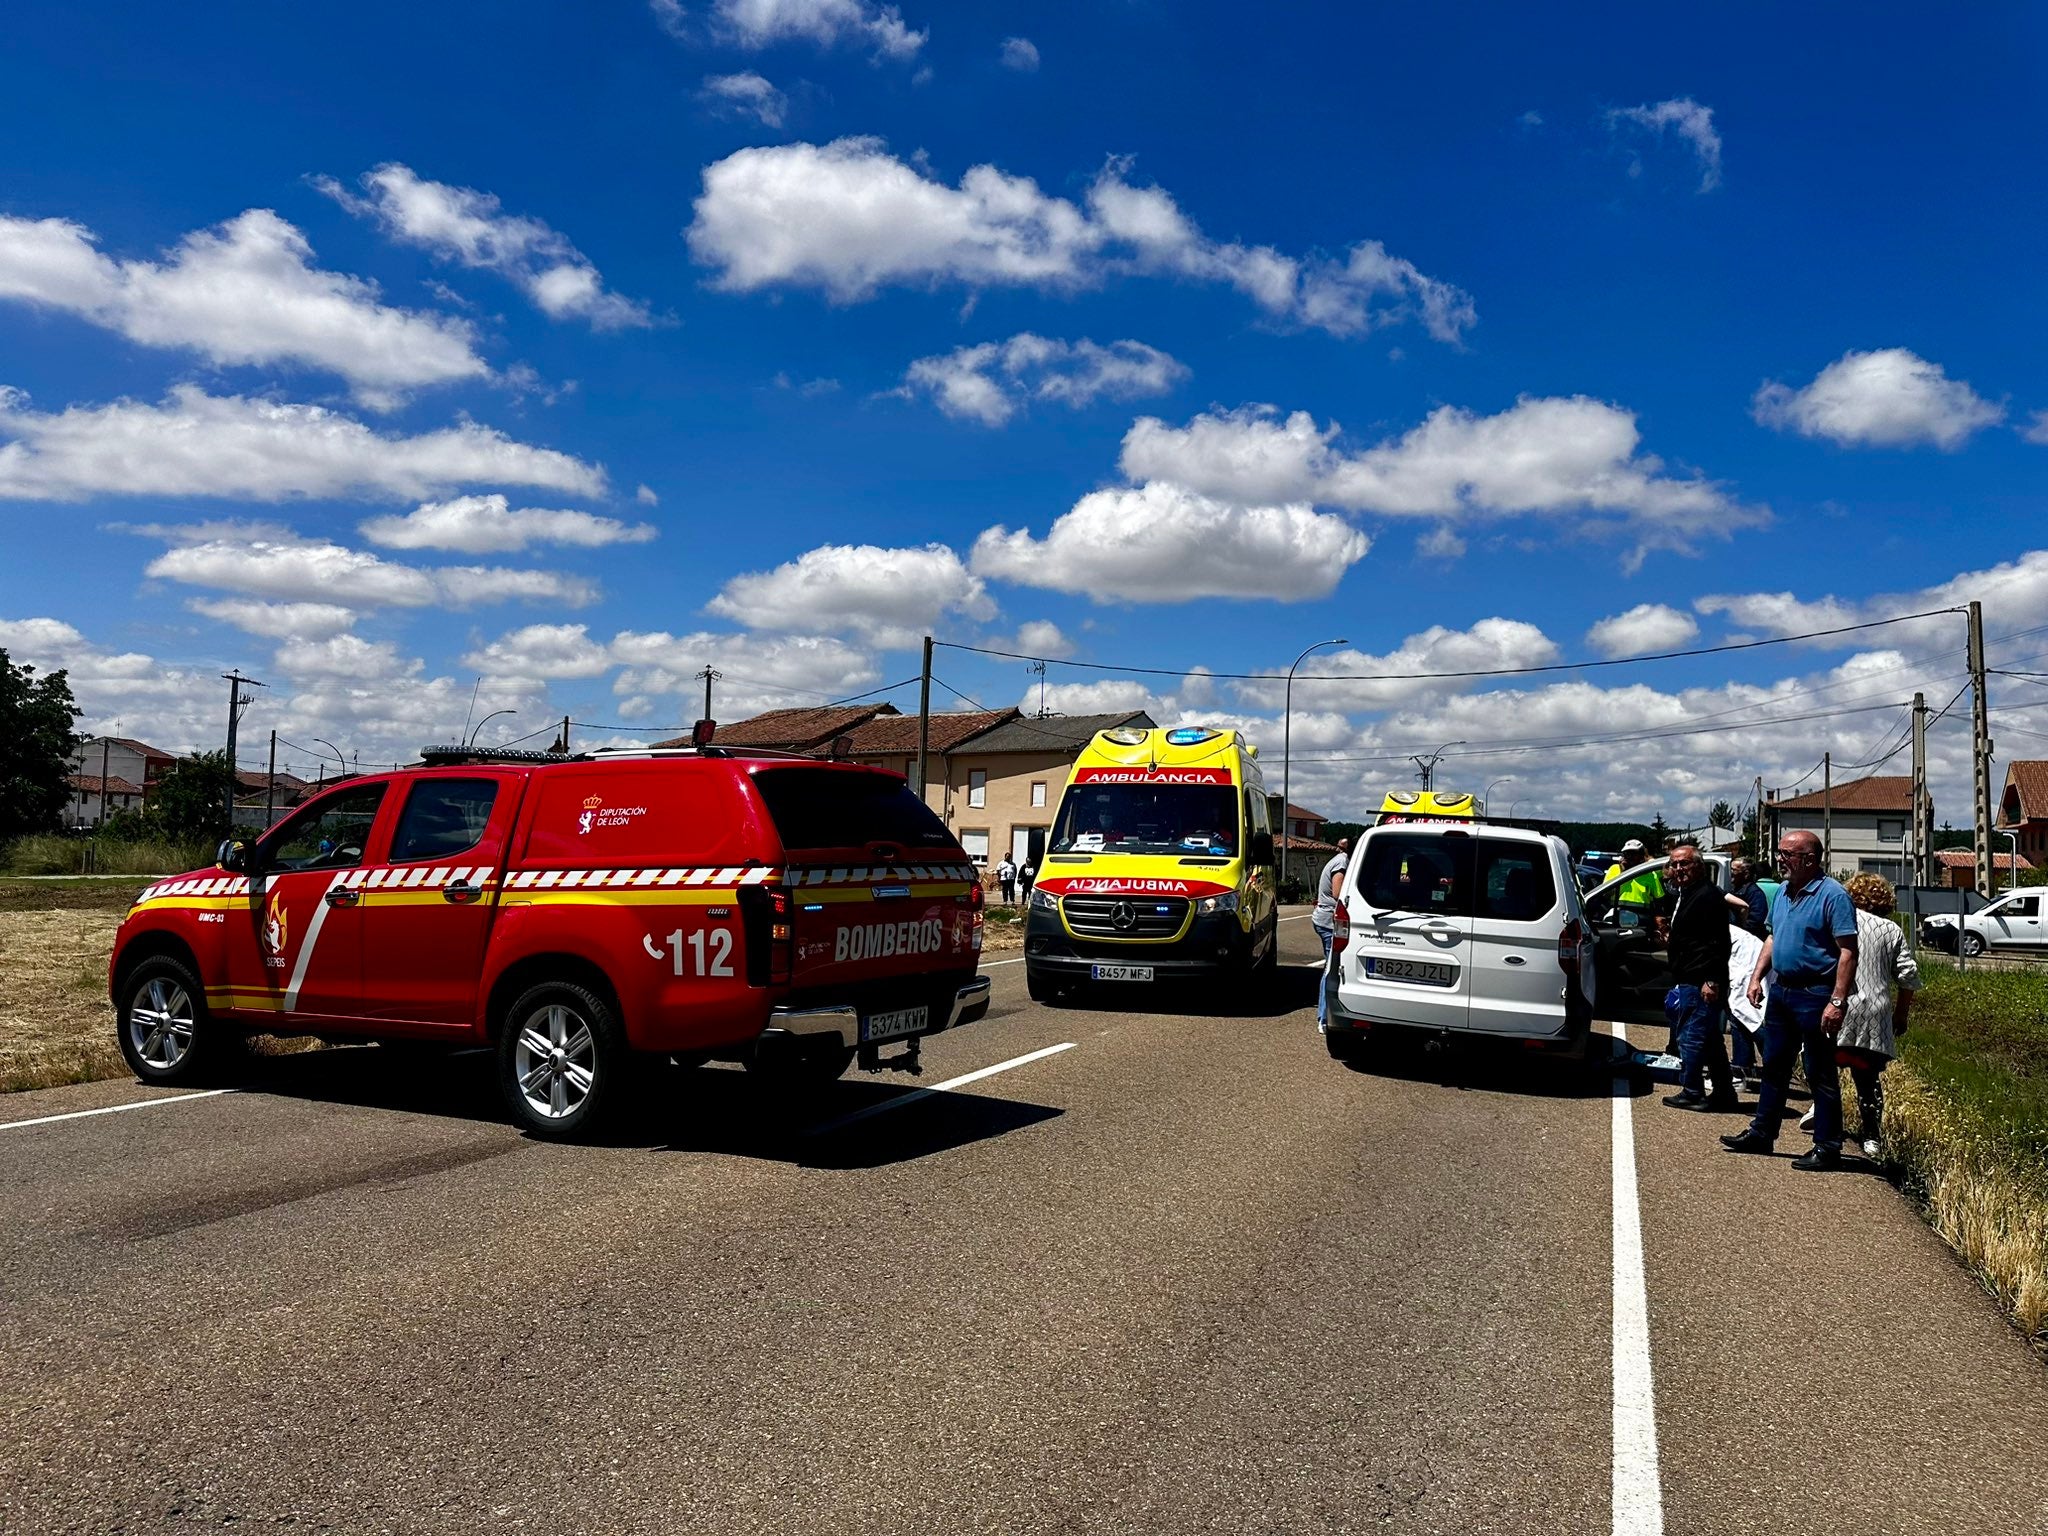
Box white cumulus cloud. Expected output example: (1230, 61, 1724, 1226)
(1119, 396, 1759, 564)
(664, 0, 926, 59)
(0, 208, 486, 406)
(688, 139, 1473, 341)
(317, 164, 654, 331)
(359, 493, 656, 553)
(1586, 602, 1700, 658)
(708, 541, 994, 648)
(972, 481, 1370, 603)
(0, 385, 607, 502)
(899, 333, 1187, 426)
(1752, 347, 2003, 450)
(1000, 36, 1039, 71)
(699, 71, 788, 127)
(189, 598, 357, 641)
(1608, 97, 1723, 191)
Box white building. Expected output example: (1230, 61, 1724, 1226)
(65, 735, 176, 827)
(1767, 774, 1930, 883)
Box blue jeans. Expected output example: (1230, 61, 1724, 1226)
(1729, 1016, 1757, 1074)
(1747, 988, 1843, 1153)
(1666, 985, 1732, 1100)
(1314, 925, 1334, 1028)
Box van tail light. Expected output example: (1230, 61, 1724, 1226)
(1330, 901, 1351, 957)
(1558, 917, 1582, 973)
(739, 884, 795, 986)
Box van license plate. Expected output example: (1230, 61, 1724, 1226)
(1090, 964, 1154, 982)
(1365, 957, 1455, 987)
(862, 1006, 928, 1043)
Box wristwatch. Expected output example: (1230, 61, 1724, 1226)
(1828, 996, 1848, 1008)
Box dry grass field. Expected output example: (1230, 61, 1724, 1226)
(0, 881, 134, 1093)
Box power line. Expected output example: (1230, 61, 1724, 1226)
(934, 605, 1968, 684)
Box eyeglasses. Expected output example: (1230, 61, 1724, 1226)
(1775, 848, 1817, 861)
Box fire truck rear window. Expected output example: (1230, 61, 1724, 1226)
(751, 768, 955, 853)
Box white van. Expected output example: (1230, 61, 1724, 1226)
(1323, 822, 1595, 1062)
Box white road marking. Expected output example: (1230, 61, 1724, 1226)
(1611, 1077, 1665, 1534)
(807, 1041, 1077, 1136)
(0, 1088, 238, 1132)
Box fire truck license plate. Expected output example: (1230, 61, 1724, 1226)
(1365, 957, 1455, 986)
(1090, 964, 1154, 982)
(862, 1006, 928, 1043)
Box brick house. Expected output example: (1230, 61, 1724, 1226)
(1767, 775, 1930, 883)
(1997, 761, 2048, 868)
(656, 703, 902, 754)
(1934, 849, 2033, 890)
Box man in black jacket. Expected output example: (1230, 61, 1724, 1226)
(1663, 844, 1737, 1111)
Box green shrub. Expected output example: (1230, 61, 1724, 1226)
(2, 834, 212, 877)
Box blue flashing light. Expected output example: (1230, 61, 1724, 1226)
(1164, 727, 1219, 745)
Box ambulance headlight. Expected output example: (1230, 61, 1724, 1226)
(1196, 893, 1238, 915)
(1029, 888, 1059, 912)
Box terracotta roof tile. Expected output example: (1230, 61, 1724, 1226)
(1772, 775, 1913, 813)
(842, 709, 1018, 755)
(67, 773, 143, 796)
(1934, 849, 2033, 870)
(654, 704, 899, 751)
(2000, 761, 2048, 823)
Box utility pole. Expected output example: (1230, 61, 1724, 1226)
(1408, 742, 1462, 793)
(696, 665, 721, 724)
(264, 730, 277, 828)
(98, 734, 111, 829)
(221, 670, 265, 833)
(1968, 599, 1995, 898)
(915, 635, 934, 808)
(1823, 750, 1832, 876)
(1910, 692, 1929, 888)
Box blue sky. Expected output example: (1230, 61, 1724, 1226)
(4, 1, 2046, 821)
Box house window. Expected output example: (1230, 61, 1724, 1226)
(1877, 818, 1905, 842)
(969, 769, 987, 809)
(960, 828, 990, 867)
(1030, 780, 1046, 808)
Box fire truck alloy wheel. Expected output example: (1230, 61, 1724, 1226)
(116, 954, 239, 1084)
(499, 981, 621, 1137)
(130, 974, 196, 1071)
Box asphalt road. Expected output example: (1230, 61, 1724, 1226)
(3, 912, 2045, 1535)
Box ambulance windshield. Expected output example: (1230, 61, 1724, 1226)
(1050, 783, 1239, 856)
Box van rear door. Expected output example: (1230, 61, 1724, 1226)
(748, 766, 981, 1000)
(1341, 830, 1474, 1031)
(1464, 836, 1569, 1038)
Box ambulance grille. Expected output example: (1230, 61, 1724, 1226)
(1063, 895, 1189, 939)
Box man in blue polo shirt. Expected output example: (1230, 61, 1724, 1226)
(1722, 829, 1859, 1169)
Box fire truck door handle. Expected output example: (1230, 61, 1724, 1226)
(444, 881, 482, 904)
(325, 886, 360, 909)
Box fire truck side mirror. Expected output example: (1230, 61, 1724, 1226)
(691, 719, 717, 747)
(217, 838, 247, 873)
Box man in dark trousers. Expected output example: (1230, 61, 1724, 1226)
(1723, 829, 1860, 1169)
(1662, 843, 1737, 1111)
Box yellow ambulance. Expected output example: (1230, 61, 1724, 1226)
(1371, 789, 1477, 826)
(1023, 725, 1279, 1001)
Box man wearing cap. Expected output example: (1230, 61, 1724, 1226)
(1606, 839, 1666, 923)
(1311, 837, 1352, 1031)
(1722, 829, 1859, 1169)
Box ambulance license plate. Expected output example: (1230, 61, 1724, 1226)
(862, 1006, 928, 1043)
(1365, 957, 1455, 987)
(1090, 964, 1154, 982)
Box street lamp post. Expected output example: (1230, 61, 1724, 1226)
(2001, 828, 2021, 892)
(311, 738, 348, 781)
(1509, 798, 1527, 820)
(1282, 637, 1348, 891)
(1483, 776, 1514, 816)
(468, 709, 516, 749)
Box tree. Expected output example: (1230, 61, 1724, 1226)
(1708, 800, 1736, 829)
(0, 648, 79, 843)
(1649, 812, 1670, 845)
(146, 751, 238, 842)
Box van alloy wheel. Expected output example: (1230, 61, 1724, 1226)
(129, 976, 196, 1072)
(1961, 931, 1985, 958)
(513, 1003, 597, 1121)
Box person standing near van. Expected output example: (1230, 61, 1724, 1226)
(1606, 838, 1665, 923)
(1722, 830, 1859, 1169)
(996, 855, 1017, 904)
(1311, 837, 1352, 1030)
(1661, 844, 1737, 1111)
(1018, 860, 1036, 900)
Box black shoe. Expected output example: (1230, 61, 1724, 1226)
(1663, 1092, 1707, 1109)
(1720, 1130, 1773, 1154)
(1704, 1095, 1741, 1113)
(1791, 1147, 1842, 1172)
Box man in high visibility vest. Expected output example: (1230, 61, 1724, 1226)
(1606, 838, 1666, 921)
